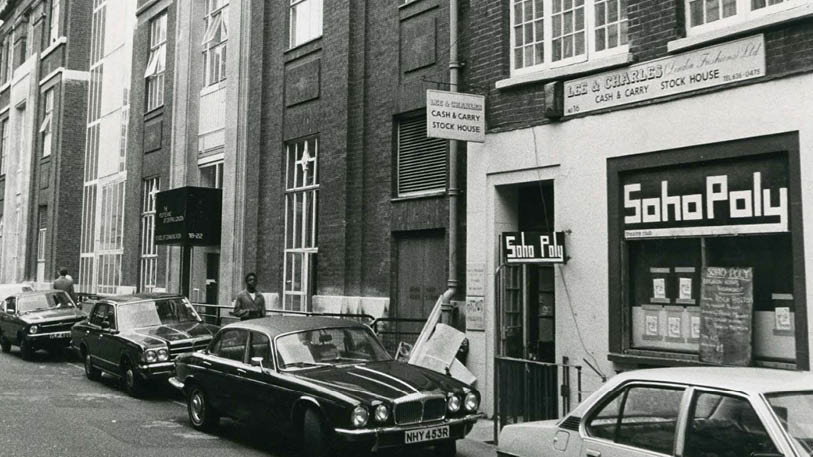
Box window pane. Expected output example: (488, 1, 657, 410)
(514, 48, 524, 68)
(752, 0, 767, 8)
(596, 28, 606, 51)
(563, 35, 573, 58)
(524, 0, 534, 21)
(706, 0, 720, 22)
(575, 7, 584, 30)
(553, 39, 562, 61)
(564, 0, 573, 10)
(524, 46, 534, 67)
(620, 20, 628, 44)
(553, 0, 562, 14)
(535, 43, 544, 63)
(690, 0, 704, 25)
(575, 31, 584, 55)
(535, 0, 544, 16)
(722, 0, 737, 17)
(514, 25, 524, 46)
(553, 15, 562, 36)
(596, 2, 606, 26)
(587, 392, 624, 440)
(524, 23, 534, 43)
(616, 387, 683, 454)
(608, 24, 618, 48)
(685, 393, 778, 457)
(608, 0, 618, 22)
(514, 2, 523, 25)
(564, 12, 571, 34)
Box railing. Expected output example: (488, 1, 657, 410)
(494, 356, 582, 441)
(370, 317, 427, 357)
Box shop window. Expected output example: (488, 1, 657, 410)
(145, 12, 167, 111)
(202, 0, 228, 86)
(283, 137, 318, 311)
(289, 0, 323, 48)
(396, 115, 447, 197)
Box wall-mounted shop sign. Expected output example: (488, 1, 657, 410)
(155, 186, 223, 246)
(623, 154, 788, 239)
(426, 89, 486, 143)
(503, 231, 566, 264)
(564, 34, 765, 116)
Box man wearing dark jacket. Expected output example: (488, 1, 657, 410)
(231, 272, 265, 320)
(53, 267, 77, 303)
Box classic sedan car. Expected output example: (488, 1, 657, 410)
(498, 367, 813, 457)
(170, 316, 482, 457)
(0, 289, 85, 360)
(71, 293, 218, 397)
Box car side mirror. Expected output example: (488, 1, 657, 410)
(250, 356, 264, 368)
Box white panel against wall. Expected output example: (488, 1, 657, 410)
(198, 85, 226, 148)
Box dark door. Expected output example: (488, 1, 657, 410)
(396, 231, 446, 320)
(86, 303, 116, 372)
(242, 331, 280, 422)
(206, 328, 249, 416)
(0, 298, 18, 340)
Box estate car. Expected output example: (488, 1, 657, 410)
(170, 316, 482, 457)
(0, 289, 85, 360)
(71, 293, 218, 396)
(498, 367, 813, 457)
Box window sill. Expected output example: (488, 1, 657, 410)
(391, 190, 447, 202)
(496, 52, 634, 90)
(200, 80, 225, 97)
(668, 2, 813, 53)
(40, 37, 67, 60)
(144, 105, 164, 120)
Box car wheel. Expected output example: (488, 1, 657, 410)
(121, 359, 143, 397)
(0, 336, 10, 353)
(84, 352, 101, 381)
(434, 439, 457, 457)
(20, 339, 34, 361)
(187, 385, 219, 432)
(302, 408, 334, 457)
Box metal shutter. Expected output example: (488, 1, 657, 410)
(397, 115, 447, 196)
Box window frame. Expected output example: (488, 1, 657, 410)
(40, 88, 54, 158)
(210, 328, 249, 363)
(248, 331, 275, 370)
(684, 0, 805, 36)
(509, 0, 629, 76)
(139, 177, 159, 292)
(50, 0, 61, 43)
(0, 118, 8, 175)
(288, 0, 323, 49)
(202, 0, 228, 87)
(145, 12, 167, 111)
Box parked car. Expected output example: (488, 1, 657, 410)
(71, 293, 218, 397)
(498, 366, 813, 457)
(170, 316, 482, 457)
(0, 289, 85, 360)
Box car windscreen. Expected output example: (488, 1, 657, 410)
(117, 299, 201, 330)
(17, 291, 75, 313)
(276, 327, 392, 370)
(766, 391, 813, 456)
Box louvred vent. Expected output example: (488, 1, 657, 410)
(397, 115, 447, 196)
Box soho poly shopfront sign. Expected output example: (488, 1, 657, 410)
(564, 34, 765, 116)
(623, 154, 788, 239)
(503, 231, 566, 264)
(426, 89, 486, 143)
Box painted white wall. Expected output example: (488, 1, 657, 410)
(466, 72, 813, 416)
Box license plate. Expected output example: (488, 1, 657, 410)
(47, 331, 71, 339)
(404, 425, 449, 444)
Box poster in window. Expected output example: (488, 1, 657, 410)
(645, 314, 659, 336)
(679, 277, 693, 300)
(699, 267, 753, 366)
(775, 307, 792, 332)
(690, 315, 701, 340)
(667, 316, 682, 339)
(653, 278, 666, 300)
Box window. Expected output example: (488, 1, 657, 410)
(40, 89, 54, 158)
(140, 178, 159, 292)
(202, 0, 228, 86)
(283, 137, 318, 311)
(145, 13, 167, 111)
(199, 161, 223, 188)
(289, 0, 323, 48)
(97, 179, 125, 294)
(50, 0, 61, 43)
(685, 0, 801, 34)
(36, 208, 47, 283)
(586, 385, 684, 454)
(212, 329, 247, 362)
(89, 303, 109, 326)
(0, 37, 8, 84)
(397, 115, 447, 196)
(5, 33, 12, 81)
(0, 118, 8, 175)
(510, 0, 628, 74)
(685, 392, 778, 457)
(248, 331, 272, 367)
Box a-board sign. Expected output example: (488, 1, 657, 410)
(503, 231, 566, 264)
(699, 267, 753, 366)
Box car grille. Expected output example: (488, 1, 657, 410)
(39, 320, 79, 334)
(394, 396, 447, 425)
(168, 339, 210, 360)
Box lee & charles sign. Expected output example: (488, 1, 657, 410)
(564, 34, 765, 116)
(426, 90, 485, 143)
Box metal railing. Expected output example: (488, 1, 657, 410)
(369, 317, 427, 357)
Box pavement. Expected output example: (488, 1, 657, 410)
(0, 346, 497, 457)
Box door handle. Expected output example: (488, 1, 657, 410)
(237, 368, 247, 374)
(202, 361, 212, 366)
(585, 450, 601, 457)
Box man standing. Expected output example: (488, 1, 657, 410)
(231, 272, 265, 320)
(53, 267, 77, 303)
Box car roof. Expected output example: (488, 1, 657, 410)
(607, 367, 813, 395)
(102, 293, 185, 304)
(224, 315, 368, 337)
(17, 289, 65, 297)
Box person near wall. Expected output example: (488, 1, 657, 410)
(53, 267, 77, 304)
(230, 272, 265, 321)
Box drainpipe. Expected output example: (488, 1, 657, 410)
(441, 0, 461, 324)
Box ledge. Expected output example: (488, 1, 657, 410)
(668, 2, 813, 53)
(40, 36, 66, 60)
(391, 190, 447, 202)
(200, 80, 225, 97)
(496, 51, 634, 90)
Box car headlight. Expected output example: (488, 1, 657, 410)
(29, 325, 38, 334)
(157, 348, 169, 362)
(464, 392, 479, 412)
(373, 404, 389, 422)
(447, 394, 461, 413)
(351, 405, 369, 428)
(145, 350, 157, 363)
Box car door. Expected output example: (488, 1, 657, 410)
(241, 331, 281, 423)
(96, 304, 120, 372)
(580, 383, 686, 457)
(204, 328, 249, 417)
(84, 303, 116, 372)
(0, 297, 16, 339)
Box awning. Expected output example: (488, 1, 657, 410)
(154, 186, 222, 246)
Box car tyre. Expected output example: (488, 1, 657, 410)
(84, 352, 101, 381)
(121, 358, 144, 397)
(302, 408, 334, 457)
(20, 339, 34, 361)
(434, 439, 457, 457)
(0, 336, 10, 353)
(187, 385, 219, 432)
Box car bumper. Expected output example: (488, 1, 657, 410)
(24, 331, 72, 346)
(334, 413, 484, 450)
(137, 362, 175, 380)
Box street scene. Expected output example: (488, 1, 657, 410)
(1, 0, 813, 456)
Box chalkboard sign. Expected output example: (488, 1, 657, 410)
(699, 267, 754, 366)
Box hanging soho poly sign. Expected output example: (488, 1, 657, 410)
(503, 231, 567, 264)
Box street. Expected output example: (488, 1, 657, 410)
(0, 348, 493, 457)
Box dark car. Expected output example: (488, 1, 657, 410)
(170, 316, 482, 457)
(0, 289, 85, 360)
(71, 293, 218, 397)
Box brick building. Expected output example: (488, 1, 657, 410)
(0, 0, 89, 286)
(466, 0, 813, 417)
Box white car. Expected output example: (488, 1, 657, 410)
(498, 367, 813, 457)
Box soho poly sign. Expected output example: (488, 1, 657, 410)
(503, 231, 566, 264)
(426, 89, 485, 143)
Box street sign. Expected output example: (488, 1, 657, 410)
(426, 89, 485, 143)
(503, 231, 567, 264)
